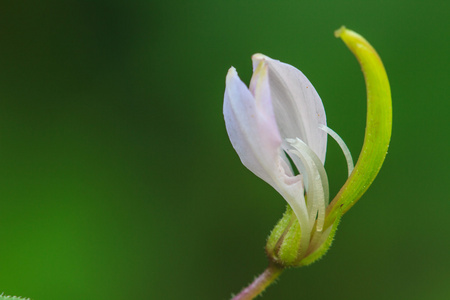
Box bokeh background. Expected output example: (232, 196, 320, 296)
(0, 1, 448, 299)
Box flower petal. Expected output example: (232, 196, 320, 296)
(224, 66, 311, 248)
(223, 66, 281, 186)
(252, 54, 327, 163)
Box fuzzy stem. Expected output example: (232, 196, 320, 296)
(231, 264, 284, 300)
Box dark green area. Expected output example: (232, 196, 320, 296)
(0, 1, 448, 299)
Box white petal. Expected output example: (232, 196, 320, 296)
(223, 66, 281, 186)
(252, 54, 328, 163)
(319, 124, 354, 176)
(224, 66, 311, 249)
(274, 178, 311, 256)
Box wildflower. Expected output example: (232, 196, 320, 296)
(224, 27, 391, 269)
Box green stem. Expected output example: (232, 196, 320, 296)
(325, 26, 392, 228)
(231, 264, 284, 300)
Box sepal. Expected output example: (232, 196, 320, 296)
(299, 208, 343, 266)
(266, 205, 303, 267)
(266, 206, 343, 268)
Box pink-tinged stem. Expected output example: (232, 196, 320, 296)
(232, 264, 284, 300)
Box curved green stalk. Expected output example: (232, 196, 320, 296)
(325, 27, 392, 228)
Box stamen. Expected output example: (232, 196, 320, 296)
(283, 140, 329, 205)
(319, 124, 354, 176)
(286, 138, 328, 232)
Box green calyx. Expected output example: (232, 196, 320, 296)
(266, 205, 343, 268)
(266, 205, 301, 267)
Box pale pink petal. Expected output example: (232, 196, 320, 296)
(252, 54, 328, 163)
(223, 63, 315, 248)
(223, 66, 281, 186)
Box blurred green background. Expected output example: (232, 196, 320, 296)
(0, 1, 448, 299)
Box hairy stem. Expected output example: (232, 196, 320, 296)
(231, 264, 284, 300)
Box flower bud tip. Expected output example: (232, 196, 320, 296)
(334, 26, 346, 38)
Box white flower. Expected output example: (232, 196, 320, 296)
(223, 54, 353, 259)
